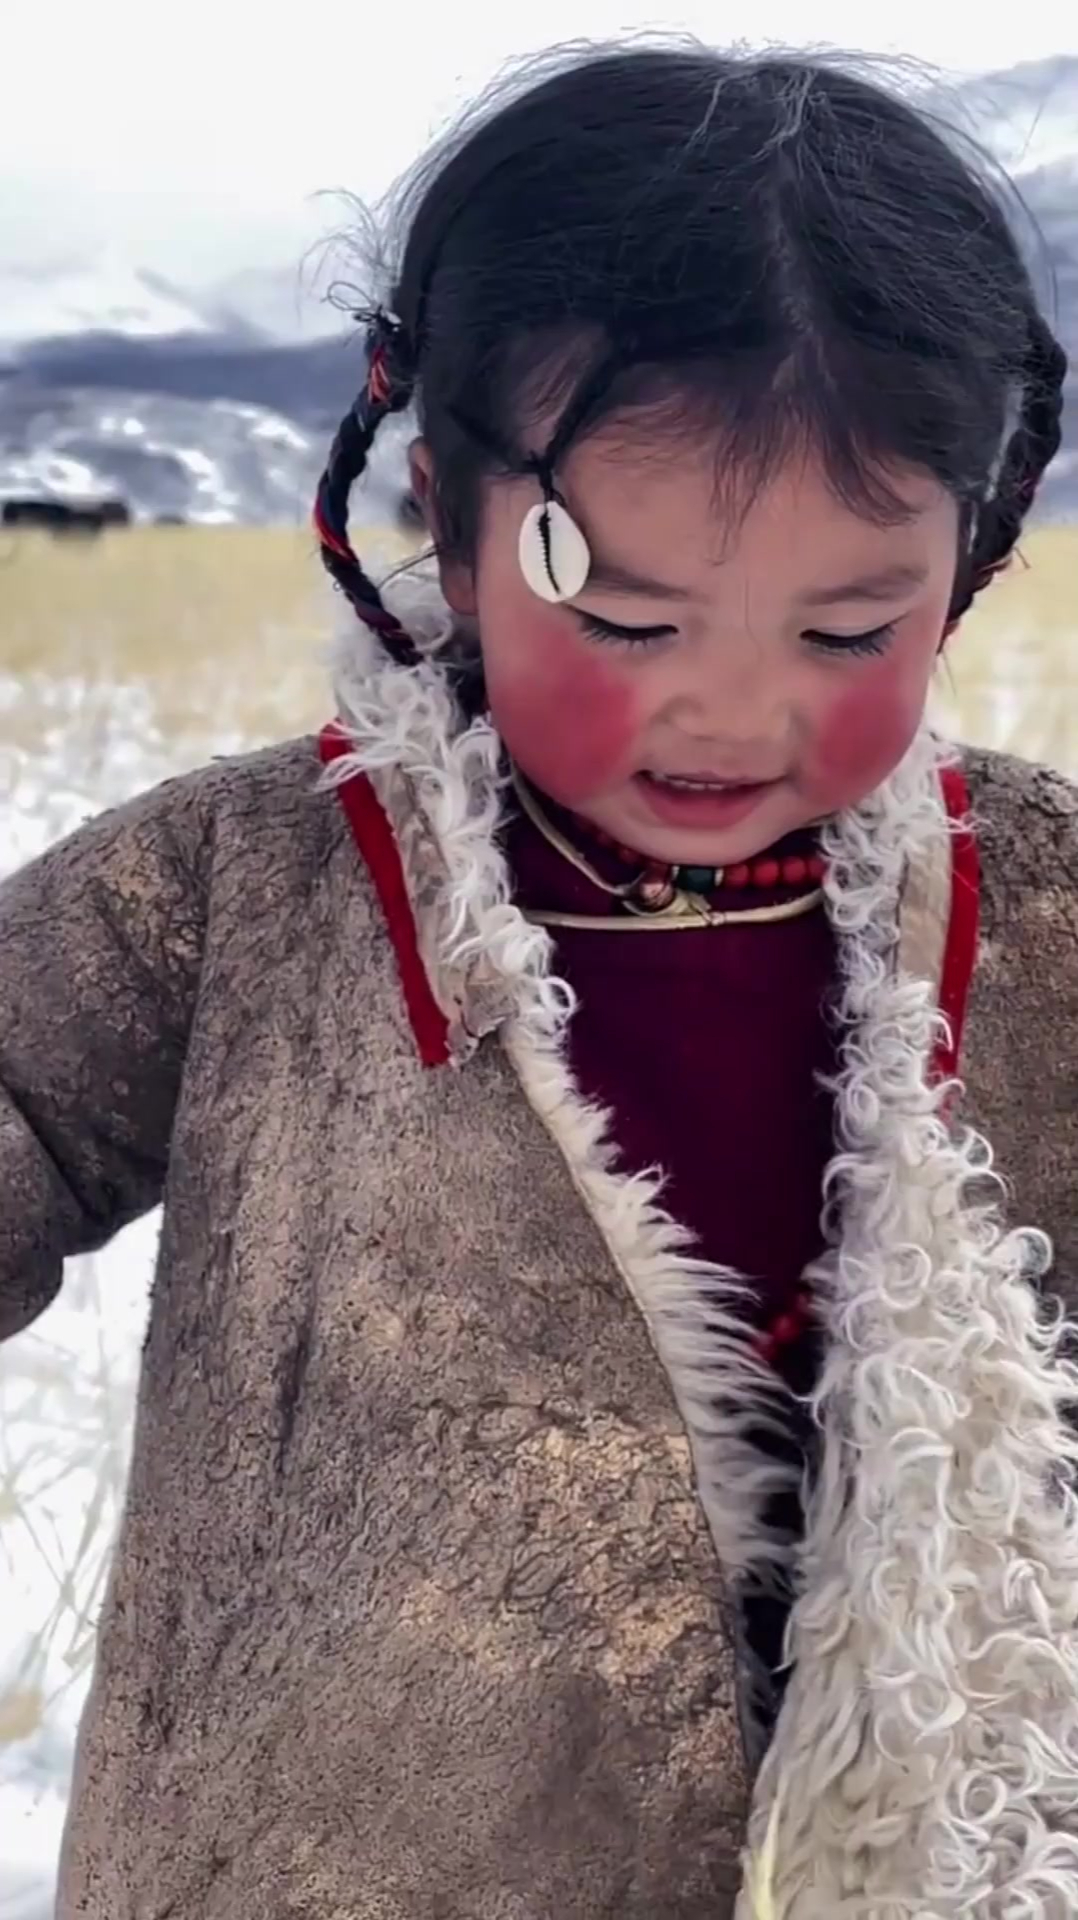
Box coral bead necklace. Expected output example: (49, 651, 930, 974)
(511, 771, 827, 931)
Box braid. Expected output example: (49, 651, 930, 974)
(947, 311, 1068, 632)
(314, 312, 421, 667)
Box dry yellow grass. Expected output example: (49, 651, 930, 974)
(1, 526, 339, 754)
(1, 520, 1076, 772)
(931, 526, 1078, 775)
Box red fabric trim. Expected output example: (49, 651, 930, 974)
(318, 723, 451, 1068)
(935, 764, 980, 1084)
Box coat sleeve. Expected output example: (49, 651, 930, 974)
(0, 775, 207, 1341)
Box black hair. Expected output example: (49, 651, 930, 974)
(314, 43, 1068, 664)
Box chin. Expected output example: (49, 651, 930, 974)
(627, 824, 787, 866)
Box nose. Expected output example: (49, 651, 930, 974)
(662, 636, 793, 757)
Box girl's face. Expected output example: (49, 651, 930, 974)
(417, 430, 958, 865)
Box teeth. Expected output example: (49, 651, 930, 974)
(651, 773, 739, 791)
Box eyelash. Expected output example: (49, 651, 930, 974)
(577, 613, 677, 647)
(805, 622, 897, 658)
(577, 612, 899, 657)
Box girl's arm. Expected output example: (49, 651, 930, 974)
(0, 777, 207, 1340)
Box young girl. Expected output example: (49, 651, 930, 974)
(3, 42, 1077, 1920)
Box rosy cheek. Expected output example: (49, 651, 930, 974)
(483, 615, 642, 806)
(807, 652, 928, 808)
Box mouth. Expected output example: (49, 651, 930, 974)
(641, 770, 773, 793)
(633, 768, 781, 830)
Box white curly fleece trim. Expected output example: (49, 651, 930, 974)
(323, 570, 570, 1053)
(740, 729, 1078, 1919)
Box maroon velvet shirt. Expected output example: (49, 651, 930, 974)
(507, 800, 839, 1337)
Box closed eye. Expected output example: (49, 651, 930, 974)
(804, 622, 897, 658)
(576, 611, 679, 646)
(577, 610, 898, 654)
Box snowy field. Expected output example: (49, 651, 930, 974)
(1, 523, 1077, 1917)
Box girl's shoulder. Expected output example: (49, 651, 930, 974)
(86, 733, 337, 885)
(2, 734, 346, 994)
(959, 747, 1078, 1023)
(156, 732, 328, 836)
(962, 739, 1078, 813)
(961, 742, 1078, 887)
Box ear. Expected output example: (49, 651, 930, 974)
(407, 439, 477, 617)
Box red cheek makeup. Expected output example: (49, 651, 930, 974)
(806, 653, 926, 811)
(484, 619, 642, 807)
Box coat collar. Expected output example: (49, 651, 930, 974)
(321, 569, 969, 1073)
(324, 571, 1078, 1919)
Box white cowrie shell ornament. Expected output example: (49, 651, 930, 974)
(518, 498, 591, 603)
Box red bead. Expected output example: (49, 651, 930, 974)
(781, 855, 808, 885)
(807, 855, 826, 882)
(753, 859, 781, 888)
(725, 862, 751, 888)
(771, 1311, 802, 1346)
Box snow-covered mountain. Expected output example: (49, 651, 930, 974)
(0, 256, 215, 347)
(0, 387, 325, 527)
(0, 324, 413, 527)
(0, 55, 1075, 525)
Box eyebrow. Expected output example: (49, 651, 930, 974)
(582, 555, 697, 600)
(579, 555, 931, 605)
(800, 563, 931, 606)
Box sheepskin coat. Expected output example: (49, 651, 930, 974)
(3, 609, 1078, 1919)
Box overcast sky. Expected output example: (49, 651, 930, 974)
(5, 0, 1078, 284)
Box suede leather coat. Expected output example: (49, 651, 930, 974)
(3, 636, 1078, 1918)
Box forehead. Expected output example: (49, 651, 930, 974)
(547, 431, 957, 594)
